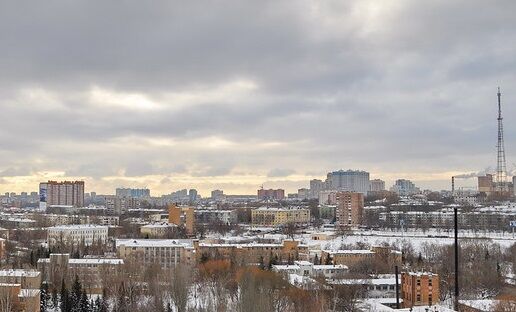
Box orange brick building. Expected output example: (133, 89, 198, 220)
(168, 205, 195, 235)
(401, 272, 439, 308)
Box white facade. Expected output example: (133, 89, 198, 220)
(47, 224, 108, 246)
(326, 170, 370, 195)
(273, 261, 348, 279)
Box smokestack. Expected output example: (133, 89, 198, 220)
(452, 176, 455, 194)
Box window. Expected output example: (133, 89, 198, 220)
(416, 295, 421, 302)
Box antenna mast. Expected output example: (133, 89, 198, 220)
(496, 87, 508, 194)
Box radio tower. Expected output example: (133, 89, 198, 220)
(496, 87, 508, 193)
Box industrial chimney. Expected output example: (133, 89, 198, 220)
(452, 176, 455, 194)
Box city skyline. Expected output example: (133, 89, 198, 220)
(1, 1, 516, 195)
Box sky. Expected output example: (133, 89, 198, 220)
(0, 0, 516, 196)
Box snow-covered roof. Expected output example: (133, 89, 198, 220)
(48, 224, 108, 230)
(116, 239, 194, 248)
(0, 270, 40, 278)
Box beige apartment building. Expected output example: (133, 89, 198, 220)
(336, 191, 364, 227)
(39, 180, 84, 208)
(116, 239, 196, 269)
(251, 207, 310, 227)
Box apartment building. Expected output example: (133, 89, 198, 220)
(402, 272, 440, 308)
(39, 180, 85, 208)
(257, 189, 285, 200)
(47, 224, 108, 247)
(251, 207, 310, 227)
(116, 239, 196, 269)
(336, 191, 364, 227)
(168, 205, 195, 234)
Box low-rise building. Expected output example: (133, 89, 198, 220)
(116, 239, 196, 269)
(47, 224, 108, 246)
(401, 272, 439, 308)
(140, 222, 176, 238)
(197, 240, 309, 264)
(273, 261, 347, 279)
(251, 207, 310, 227)
(37, 254, 123, 294)
(322, 246, 402, 268)
(195, 209, 238, 225)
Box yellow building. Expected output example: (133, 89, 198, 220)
(251, 207, 310, 227)
(168, 205, 195, 235)
(196, 240, 309, 264)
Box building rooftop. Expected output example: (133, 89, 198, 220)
(0, 270, 40, 278)
(116, 239, 194, 248)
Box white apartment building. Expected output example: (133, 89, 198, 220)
(273, 261, 348, 279)
(47, 224, 108, 246)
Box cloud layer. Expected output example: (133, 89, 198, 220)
(0, 1, 515, 195)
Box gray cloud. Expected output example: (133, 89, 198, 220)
(0, 1, 515, 194)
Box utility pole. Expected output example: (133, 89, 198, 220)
(454, 207, 459, 310)
(395, 265, 400, 309)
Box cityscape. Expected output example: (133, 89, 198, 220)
(1, 1, 516, 312)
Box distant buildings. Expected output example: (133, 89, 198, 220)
(115, 188, 150, 198)
(104, 196, 142, 215)
(195, 209, 238, 225)
(335, 191, 364, 227)
(39, 180, 85, 209)
(211, 189, 225, 201)
(188, 189, 198, 202)
(257, 188, 285, 200)
(47, 224, 108, 246)
(369, 179, 386, 193)
(478, 174, 494, 195)
(402, 272, 440, 308)
(390, 179, 420, 196)
(251, 207, 310, 227)
(326, 170, 370, 195)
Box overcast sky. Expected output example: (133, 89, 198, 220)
(0, 0, 515, 196)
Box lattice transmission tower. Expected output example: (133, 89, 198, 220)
(496, 87, 508, 193)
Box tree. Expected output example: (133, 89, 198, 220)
(40, 282, 50, 312)
(60, 280, 71, 312)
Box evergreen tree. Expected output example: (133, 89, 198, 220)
(71, 275, 83, 312)
(40, 282, 49, 312)
(99, 289, 108, 312)
(51, 286, 58, 309)
(80, 289, 89, 312)
(60, 280, 71, 312)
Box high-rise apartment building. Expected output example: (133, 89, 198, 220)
(326, 170, 370, 195)
(369, 179, 386, 192)
(211, 189, 225, 201)
(188, 189, 198, 202)
(390, 179, 420, 196)
(39, 181, 85, 209)
(335, 191, 364, 227)
(257, 188, 285, 200)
